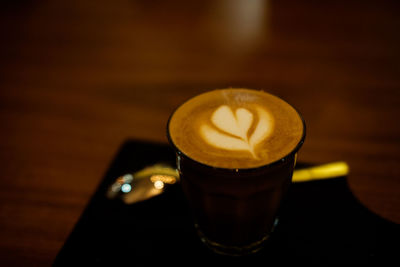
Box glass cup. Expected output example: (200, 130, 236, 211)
(167, 93, 305, 256)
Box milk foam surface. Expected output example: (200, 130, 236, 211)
(200, 105, 273, 158)
(168, 88, 304, 168)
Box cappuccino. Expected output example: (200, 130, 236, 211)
(167, 88, 305, 255)
(168, 88, 304, 168)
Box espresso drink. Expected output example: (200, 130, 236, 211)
(167, 88, 305, 255)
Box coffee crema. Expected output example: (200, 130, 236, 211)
(168, 88, 304, 168)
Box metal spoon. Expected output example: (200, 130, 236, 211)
(107, 162, 349, 204)
(106, 164, 179, 204)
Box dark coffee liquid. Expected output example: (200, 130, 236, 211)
(178, 152, 296, 249)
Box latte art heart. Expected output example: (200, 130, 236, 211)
(200, 105, 273, 159)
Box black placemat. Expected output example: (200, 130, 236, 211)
(54, 140, 399, 266)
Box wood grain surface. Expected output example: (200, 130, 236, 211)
(1, 0, 399, 265)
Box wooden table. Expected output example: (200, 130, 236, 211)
(1, 0, 399, 265)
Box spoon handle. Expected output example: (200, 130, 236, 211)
(292, 161, 349, 183)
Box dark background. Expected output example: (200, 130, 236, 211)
(1, 0, 399, 265)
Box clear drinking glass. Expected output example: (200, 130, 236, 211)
(167, 90, 305, 256)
